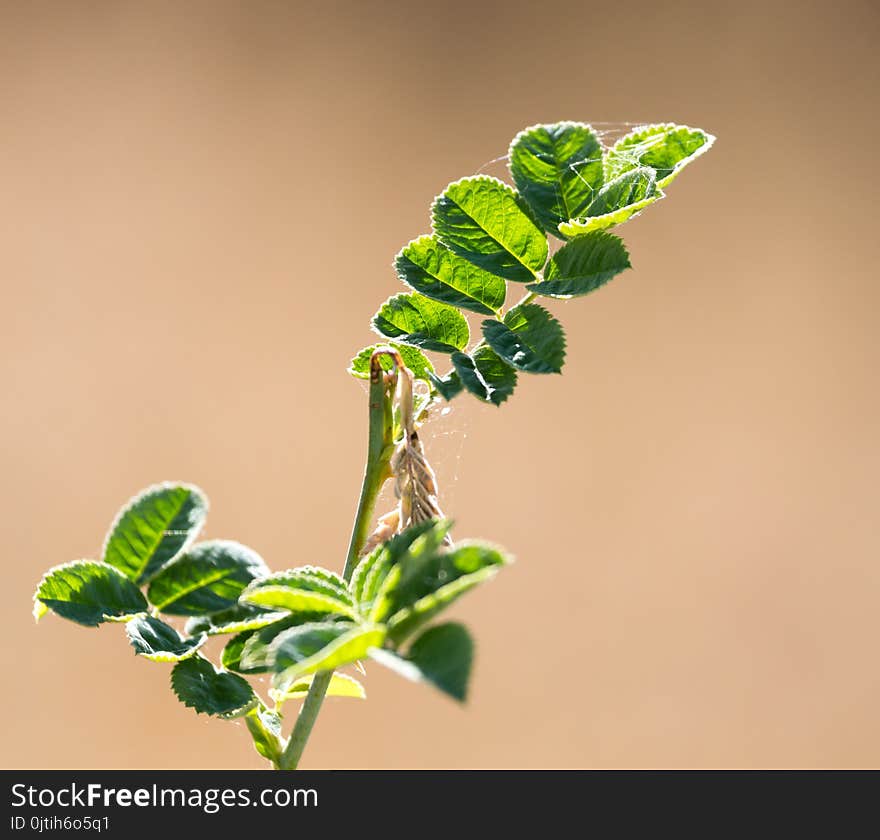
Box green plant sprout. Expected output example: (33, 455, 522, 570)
(33, 122, 714, 769)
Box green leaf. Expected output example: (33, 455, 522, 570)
(604, 123, 715, 187)
(482, 303, 566, 374)
(527, 231, 631, 299)
(241, 566, 356, 618)
(384, 540, 508, 643)
(270, 672, 366, 705)
(33, 560, 149, 627)
(222, 612, 331, 674)
(102, 482, 208, 584)
(245, 705, 286, 766)
(125, 614, 206, 662)
(428, 369, 463, 401)
(183, 603, 289, 636)
(366, 520, 454, 622)
(372, 293, 469, 354)
(348, 342, 435, 383)
(432, 176, 548, 282)
(350, 519, 444, 612)
(370, 622, 473, 702)
(509, 122, 604, 238)
(271, 621, 386, 687)
(170, 656, 256, 718)
(452, 347, 517, 406)
(146, 540, 268, 616)
(558, 167, 663, 237)
(395, 235, 506, 315)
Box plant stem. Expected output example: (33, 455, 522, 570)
(277, 353, 397, 770)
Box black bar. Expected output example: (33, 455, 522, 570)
(1, 770, 875, 834)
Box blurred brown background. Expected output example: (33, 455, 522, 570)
(2, 0, 878, 769)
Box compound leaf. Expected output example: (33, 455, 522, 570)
(432, 176, 548, 282)
(604, 123, 715, 187)
(482, 303, 566, 374)
(370, 622, 474, 702)
(372, 293, 469, 354)
(452, 346, 517, 406)
(170, 656, 256, 718)
(527, 231, 631, 299)
(509, 122, 604, 237)
(102, 482, 208, 584)
(125, 614, 206, 662)
(395, 235, 506, 315)
(146, 540, 268, 616)
(33, 560, 148, 627)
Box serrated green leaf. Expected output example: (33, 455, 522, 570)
(270, 672, 366, 705)
(271, 621, 386, 688)
(509, 122, 604, 238)
(350, 519, 444, 612)
(384, 540, 508, 643)
(146, 540, 268, 616)
(102, 482, 208, 584)
(33, 560, 149, 627)
(348, 342, 435, 383)
(395, 235, 506, 315)
(222, 612, 331, 674)
(242, 586, 358, 619)
(366, 520, 454, 622)
(527, 231, 631, 299)
(604, 123, 715, 187)
(125, 614, 206, 662)
(245, 705, 286, 766)
(482, 303, 566, 374)
(370, 622, 473, 702)
(432, 176, 548, 282)
(372, 293, 469, 354)
(183, 603, 289, 636)
(558, 167, 663, 237)
(452, 347, 517, 406)
(241, 566, 356, 618)
(428, 369, 463, 401)
(170, 656, 256, 718)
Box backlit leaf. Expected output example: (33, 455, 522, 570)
(482, 303, 566, 374)
(371, 622, 473, 702)
(348, 342, 435, 383)
(170, 656, 256, 718)
(125, 614, 206, 662)
(604, 123, 715, 187)
(33, 560, 148, 627)
(452, 347, 517, 406)
(432, 176, 548, 282)
(558, 167, 663, 237)
(372, 293, 469, 354)
(395, 235, 506, 315)
(102, 482, 208, 584)
(509, 122, 604, 237)
(527, 231, 631, 298)
(146, 540, 268, 616)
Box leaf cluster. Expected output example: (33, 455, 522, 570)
(350, 122, 714, 406)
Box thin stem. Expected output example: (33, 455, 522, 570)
(277, 352, 397, 770)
